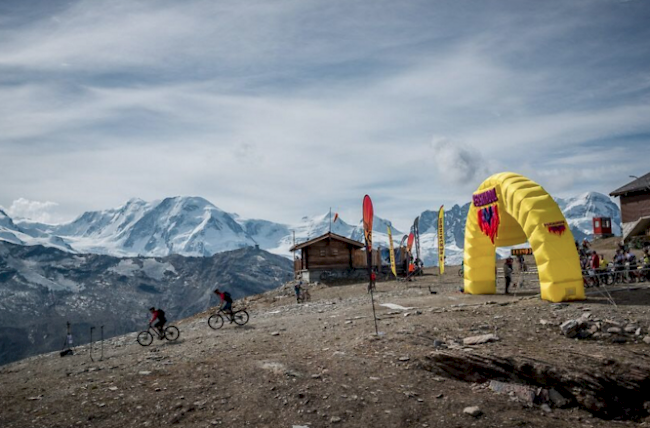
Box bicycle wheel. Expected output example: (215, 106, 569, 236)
(208, 314, 224, 330)
(137, 331, 154, 347)
(232, 310, 249, 326)
(164, 326, 180, 341)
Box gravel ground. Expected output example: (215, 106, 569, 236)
(2, 264, 650, 428)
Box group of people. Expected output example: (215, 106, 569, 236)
(148, 287, 234, 337)
(578, 238, 650, 283)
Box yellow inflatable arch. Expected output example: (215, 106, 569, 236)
(463, 172, 584, 302)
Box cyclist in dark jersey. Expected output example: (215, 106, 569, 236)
(149, 307, 166, 338)
(214, 288, 233, 317)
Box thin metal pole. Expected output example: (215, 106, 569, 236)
(370, 287, 379, 335)
(100, 326, 104, 361)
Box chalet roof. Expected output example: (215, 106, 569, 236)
(610, 172, 650, 197)
(289, 232, 365, 251)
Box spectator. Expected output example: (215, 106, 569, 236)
(503, 258, 513, 295)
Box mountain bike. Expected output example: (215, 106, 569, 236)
(137, 324, 180, 346)
(208, 307, 249, 329)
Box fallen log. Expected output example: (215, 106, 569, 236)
(418, 350, 650, 420)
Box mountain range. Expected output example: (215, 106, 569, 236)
(2, 191, 622, 266)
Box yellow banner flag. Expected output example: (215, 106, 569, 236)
(438, 205, 445, 275)
(387, 225, 397, 278)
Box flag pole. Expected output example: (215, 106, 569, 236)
(329, 207, 332, 233)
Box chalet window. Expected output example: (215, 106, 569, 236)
(320, 249, 326, 256)
(595, 220, 600, 228)
(331, 248, 339, 256)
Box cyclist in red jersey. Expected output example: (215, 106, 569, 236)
(149, 307, 166, 338)
(214, 288, 233, 317)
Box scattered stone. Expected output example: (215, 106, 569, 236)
(463, 406, 482, 417)
(643, 336, 650, 345)
(489, 380, 536, 405)
(560, 320, 580, 338)
(462, 334, 500, 345)
(432, 339, 447, 349)
(624, 325, 637, 334)
(548, 389, 571, 408)
(541, 404, 552, 413)
(607, 327, 622, 334)
(311, 374, 321, 379)
(270, 331, 280, 336)
(435, 393, 444, 399)
(138, 371, 152, 375)
(108, 386, 118, 391)
(330, 416, 342, 423)
(398, 357, 410, 362)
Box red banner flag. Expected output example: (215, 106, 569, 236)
(407, 232, 414, 252)
(362, 195, 373, 251)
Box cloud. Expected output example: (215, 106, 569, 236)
(0, 0, 649, 231)
(430, 138, 489, 186)
(7, 198, 59, 223)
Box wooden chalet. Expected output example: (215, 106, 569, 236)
(290, 232, 383, 282)
(610, 172, 650, 242)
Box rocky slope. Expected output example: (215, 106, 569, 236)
(0, 241, 292, 365)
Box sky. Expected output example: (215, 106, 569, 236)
(1, 0, 649, 230)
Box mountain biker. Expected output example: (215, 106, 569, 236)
(214, 288, 233, 317)
(149, 307, 166, 338)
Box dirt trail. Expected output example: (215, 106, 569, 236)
(2, 267, 650, 428)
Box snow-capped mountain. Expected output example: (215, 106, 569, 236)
(555, 192, 622, 241)
(21, 197, 257, 257)
(350, 215, 404, 248)
(0, 209, 74, 252)
(5, 191, 621, 264)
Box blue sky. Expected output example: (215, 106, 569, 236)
(1, 0, 649, 230)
